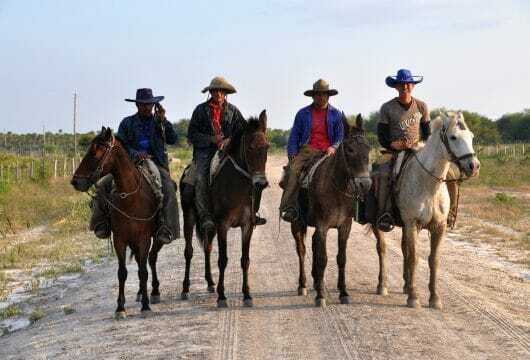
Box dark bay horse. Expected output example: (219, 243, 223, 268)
(179, 111, 269, 307)
(71, 127, 164, 318)
(291, 115, 372, 307)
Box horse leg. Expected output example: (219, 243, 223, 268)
(114, 240, 127, 319)
(429, 225, 446, 309)
(216, 225, 229, 308)
(401, 229, 410, 294)
(373, 227, 389, 296)
(134, 240, 151, 312)
(337, 220, 352, 304)
(404, 225, 420, 308)
(204, 231, 216, 292)
(241, 224, 254, 307)
(291, 220, 308, 295)
(181, 218, 194, 300)
(311, 225, 329, 307)
(149, 241, 163, 304)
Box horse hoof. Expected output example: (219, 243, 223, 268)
(340, 296, 351, 305)
(243, 299, 253, 307)
(429, 299, 443, 310)
(217, 300, 228, 308)
(377, 286, 388, 296)
(407, 298, 421, 308)
(315, 298, 326, 308)
(298, 287, 308, 296)
(150, 295, 161, 304)
(115, 311, 127, 320)
(135, 294, 142, 302)
(141, 309, 152, 318)
(207, 286, 216, 293)
(181, 292, 189, 300)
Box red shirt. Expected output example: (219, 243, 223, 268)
(209, 101, 222, 136)
(309, 106, 331, 151)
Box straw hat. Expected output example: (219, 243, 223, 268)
(304, 79, 338, 96)
(201, 76, 237, 94)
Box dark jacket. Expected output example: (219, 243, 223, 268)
(287, 104, 345, 159)
(187, 101, 246, 158)
(117, 113, 177, 169)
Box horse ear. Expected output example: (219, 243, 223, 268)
(100, 126, 106, 135)
(258, 110, 267, 132)
(355, 113, 364, 130)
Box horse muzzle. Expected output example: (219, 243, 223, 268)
(71, 177, 91, 192)
(252, 174, 269, 189)
(459, 156, 481, 178)
(355, 177, 373, 196)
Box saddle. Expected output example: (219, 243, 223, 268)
(181, 151, 227, 186)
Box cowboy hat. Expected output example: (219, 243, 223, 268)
(304, 79, 338, 97)
(125, 88, 164, 103)
(201, 76, 237, 94)
(385, 69, 423, 88)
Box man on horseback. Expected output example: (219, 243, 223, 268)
(375, 69, 459, 231)
(188, 76, 266, 234)
(90, 88, 180, 244)
(280, 79, 345, 222)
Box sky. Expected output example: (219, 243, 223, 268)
(1, 0, 530, 133)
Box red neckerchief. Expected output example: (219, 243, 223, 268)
(209, 101, 223, 136)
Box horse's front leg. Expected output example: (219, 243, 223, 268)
(403, 224, 420, 308)
(429, 225, 446, 309)
(337, 220, 352, 304)
(291, 220, 308, 296)
(216, 224, 229, 308)
(401, 229, 410, 294)
(181, 221, 194, 300)
(204, 232, 216, 293)
(149, 240, 163, 304)
(373, 227, 389, 296)
(114, 239, 127, 319)
(135, 239, 151, 312)
(311, 225, 329, 307)
(241, 223, 254, 307)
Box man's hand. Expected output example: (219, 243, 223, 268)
(326, 146, 337, 156)
(219, 138, 230, 150)
(390, 140, 406, 151)
(155, 103, 166, 122)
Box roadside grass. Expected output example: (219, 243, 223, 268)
(466, 156, 530, 189)
(0, 304, 22, 320)
(29, 307, 45, 323)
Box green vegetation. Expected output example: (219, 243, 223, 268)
(63, 305, 75, 315)
(465, 157, 530, 188)
(0, 304, 22, 320)
(29, 307, 45, 322)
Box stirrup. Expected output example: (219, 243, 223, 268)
(155, 227, 173, 244)
(280, 208, 299, 223)
(376, 213, 394, 232)
(94, 222, 111, 239)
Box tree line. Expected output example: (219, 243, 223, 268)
(1, 108, 528, 153)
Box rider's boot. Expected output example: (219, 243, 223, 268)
(376, 172, 394, 232)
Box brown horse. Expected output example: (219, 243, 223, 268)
(179, 111, 269, 307)
(291, 115, 372, 307)
(71, 127, 164, 318)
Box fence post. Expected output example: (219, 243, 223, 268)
(16, 160, 20, 181)
(71, 157, 75, 176)
(54, 159, 58, 178)
(63, 157, 67, 177)
(31, 160, 35, 178)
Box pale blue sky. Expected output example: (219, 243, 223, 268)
(1, 0, 529, 133)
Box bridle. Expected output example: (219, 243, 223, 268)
(76, 134, 140, 199)
(413, 122, 476, 183)
(332, 134, 371, 200)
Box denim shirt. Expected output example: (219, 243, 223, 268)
(117, 113, 178, 169)
(287, 104, 345, 158)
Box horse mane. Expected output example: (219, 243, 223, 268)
(226, 117, 262, 156)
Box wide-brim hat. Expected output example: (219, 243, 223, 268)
(385, 69, 423, 88)
(304, 79, 338, 96)
(125, 88, 164, 103)
(201, 76, 237, 94)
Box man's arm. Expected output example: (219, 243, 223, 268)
(287, 112, 303, 160)
(117, 118, 141, 162)
(420, 103, 431, 141)
(330, 112, 345, 149)
(377, 107, 392, 149)
(187, 106, 215, 148)
(162, 119, 178, 145)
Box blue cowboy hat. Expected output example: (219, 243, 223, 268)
(125, 88, 164, 103)
(385, 69, 423, 88)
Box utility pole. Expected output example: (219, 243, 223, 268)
(73, 92, 78, 166)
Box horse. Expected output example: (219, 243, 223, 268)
(179, 110, 269, 307)
(372, 111, 480, 309)
(71, 127, 165, 318)
(291, 115, 372, 307)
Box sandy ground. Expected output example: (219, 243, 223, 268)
(1, 155, 529, 359)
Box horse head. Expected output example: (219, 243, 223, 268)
(71, 126, 118, 192)
(237, 110, 270, 190)
(341, 114, 372, 197)
(433, 112, 480, 178)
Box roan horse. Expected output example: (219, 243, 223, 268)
(71, 127, 165, 318)
(372, 112, 480, 309)
(179, 111, 269, 307)
(291, 115, 372, 307)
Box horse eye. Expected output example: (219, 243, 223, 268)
(450, 135, 457, 141)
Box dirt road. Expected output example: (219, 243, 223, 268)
(1, 156, 529, 359)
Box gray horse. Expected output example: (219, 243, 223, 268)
(374, 112, 480, 309)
